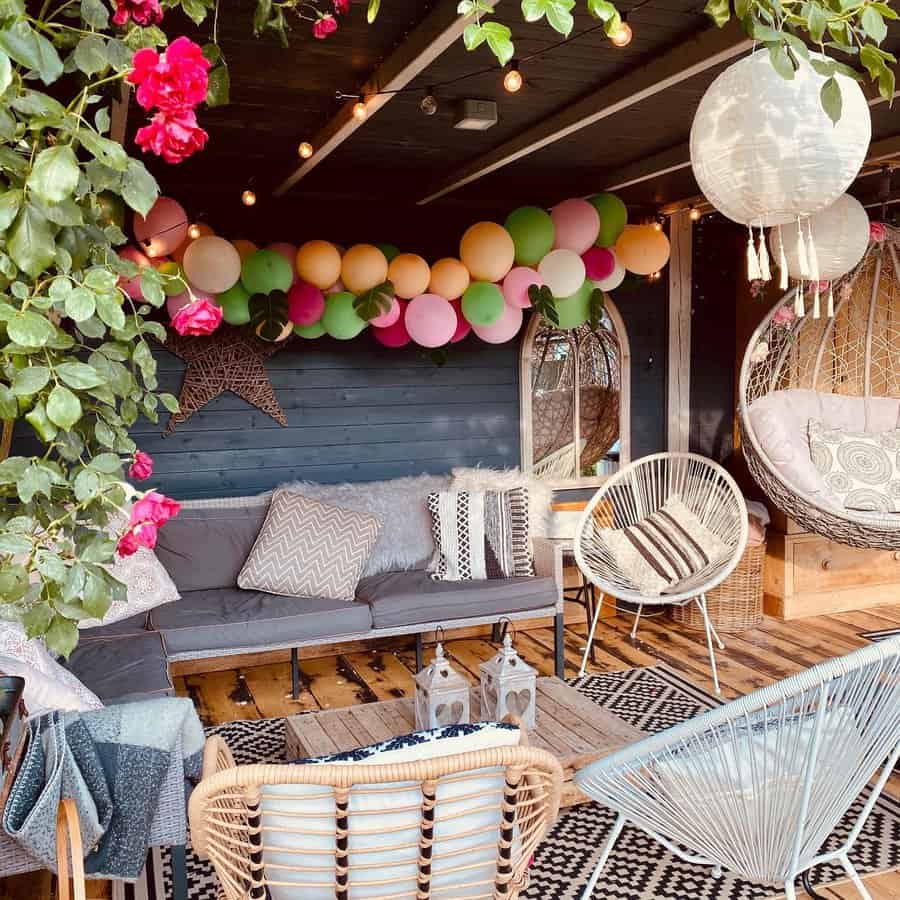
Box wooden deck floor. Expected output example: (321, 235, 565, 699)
(172, 602, 900, 900)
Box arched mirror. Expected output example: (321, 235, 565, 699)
(520, 299, 631, 488)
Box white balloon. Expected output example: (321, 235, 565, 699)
(538, 249, 585, 299)
(690, 52, 870, 227)
(594, 253, 626, 291)
(769, 193, 870, 281)
(182, 236, 241, 294)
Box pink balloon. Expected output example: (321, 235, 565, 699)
(502, 266, 543, 309)
(449, 298, 471, 343)
(133, 197, 188, 258)
(325, 279, 345, 295)
(582, 246, 616, 281)
(287, 281, 325, 326)
(405, 294, 457, 348)
(472, 301, 523, 344)
(373, 300, 411, 347)
(118, 247, 151, 300)
(267, 243, 299, 284)
(167, 287, 213, 318)
(551, 198, 600, 255)
(370, 296, 401, 328)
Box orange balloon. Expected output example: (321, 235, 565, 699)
(614, 224, 671, 276)
(460, 222, 515, 283)
(388, 253, 431, 299)
(341, 244, 388, 294)
(296, 240, 342, 290)
(172, 222, 215, 265)
(429, 258, 470, 299)
(232, 239, 258, 261)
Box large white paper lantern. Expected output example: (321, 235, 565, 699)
(769, 193, 870, 281)
(690, 52, 871, 228)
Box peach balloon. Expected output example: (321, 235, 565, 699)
(297, 240, 342, 290)
(172, 223, 214, 265)
(614, 224, 671, 276)
(182, 236, 242, 294)
(459, 222, 515, 282)
(388, 253, 431, 300)
(341, 244, 388, 294)
(429, 257, 470, 299)
(232, 239, 258, 261)
(133, 197, 187, 258)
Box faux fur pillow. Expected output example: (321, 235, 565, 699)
(450, 466, 552, 537)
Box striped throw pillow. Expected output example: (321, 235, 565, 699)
(598, 495, 730, 596)
(427, 488, 533, 582)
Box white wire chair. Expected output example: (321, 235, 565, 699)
(574, 635, 900, 900)
(574, 452, 749, 693)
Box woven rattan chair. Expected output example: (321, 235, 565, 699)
(189, 734, 563, 900)
(575, 635, 900, 900)
(574, 452, 749, 693)
(739, 229, 900, 550)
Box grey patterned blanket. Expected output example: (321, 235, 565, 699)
(2, 697, 204, 879)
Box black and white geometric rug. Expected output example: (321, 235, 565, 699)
(163, 665, 900, 900)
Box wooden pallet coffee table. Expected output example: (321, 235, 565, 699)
(285, 676, 644, 808)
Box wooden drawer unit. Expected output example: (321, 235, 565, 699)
(765, 530, 900, 619)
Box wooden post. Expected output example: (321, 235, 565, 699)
(667, 209, 693, 453)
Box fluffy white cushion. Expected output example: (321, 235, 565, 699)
(451, 466, 552, 537)
(0, 622, 102, 716)
(262, 722, 521, 900)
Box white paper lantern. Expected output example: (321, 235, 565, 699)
(769, 193, 870, 280)
(690, 52, 870, 228)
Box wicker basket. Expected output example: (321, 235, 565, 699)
(669, 541, 765, 633)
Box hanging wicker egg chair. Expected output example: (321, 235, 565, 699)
(738, 227, 900, 549)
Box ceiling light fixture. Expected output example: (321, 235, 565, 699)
(298, 141, 313, 159)
(242, 189, 256, 207)
(352, 96, 367, 121)
(610, 15, 633, 48)
(420, 87, 438, 115)
(503, 60, 523, 93)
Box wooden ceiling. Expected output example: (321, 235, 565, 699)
(137, 0, 900, 246)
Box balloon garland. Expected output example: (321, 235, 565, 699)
(127, 191, 672, 347)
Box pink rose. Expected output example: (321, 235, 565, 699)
(112, 0, 162, 25)
(870, 221, 886, 243)
(127, 37, 210, 114)
(772, 305, 796, 326)
(132, 491, 181, 527)
(171, 296, 223, 336)
(116, 520, 159, 556)
(116, 529, 141, 557)
(129, 450, 154, 481)
(135, 110, 208, 164)
(334, 0, 349, 13)
(313, 14, 338, 38)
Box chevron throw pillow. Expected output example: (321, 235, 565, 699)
(238, 490, 382, 602)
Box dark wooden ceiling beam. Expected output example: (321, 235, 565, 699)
(273, 0, 498, 198)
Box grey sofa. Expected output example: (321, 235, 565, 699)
(65, 490, 566, 706)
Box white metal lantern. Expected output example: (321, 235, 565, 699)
(479, 633, 537, 729)
(414, 642, 470, 730)
(690, 52, 870, 229)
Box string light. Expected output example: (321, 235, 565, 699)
(503, 60, 523, 93)
(648, 270, 661, 281)
(690, 206, 701, 221)
(610, 15, 633, 48)
(298, 141, 314, 159)
(652, 220, 663, 232)
(187, 223, 201, 239)
(241, 189, 256, 207)
(420, 87, 438, 115)
(352, 96, 367, 121)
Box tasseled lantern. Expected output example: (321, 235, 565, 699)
(479, 633, 537, 729)
(414, 642, 470, 730)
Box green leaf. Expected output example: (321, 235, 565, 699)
(7, 309, 55, 347)
(121, 158, 158, 216)
(56, 361, 106, 389)
(878, 63, 895, 101)
(0, 384, 15, 418)
(0, 564, 29, 602)
(545, 1, 575, 35)
(28, 145, 80, 204)
(80, 571, 111, 619)
(353, 281, 395, 321)
(77, 128, 128, 171)
(12, 364, 50, 395)
(206, 63, 229, 107)
(0, 50, 11, 95)
(45, 614, 78, 658)
(821, 75, 842, 123)
(703, 0, 731, 27)
(810, 57, 836, 76)
(0, 532, 32, 554)
(7, 203, 55, 278)
(88, 451, 122, 473)
(769, 41, 797, 78)
(0, 188, 22, 230)
(463, 22, 487, 50)
(367, 0, 380, 22)
(587, 0, 617, 21)
(73, 34, 108, 75)
(65, 287, 96, 322)
(73, 467, 100, 501)
(181, 0, 209, 24)
(0, 19, 63, 85)
(94, 417, 116, 448)
(807, 3, 828, 42)
(248, 290, 289, 341)
(589, 288, 606, 331)
(80, 0, 109, 28)
(25, 401, 56, 441)
(253, 0, 272, 34)
(95, 291, 125, 329)
(46, 383, 81, 429)
(35, 549, 67, 583)
(482, 21, 514, 63)
(861, 5, 887, 42)
(17, 462, 51, 502)
(159, 392, 179, 413)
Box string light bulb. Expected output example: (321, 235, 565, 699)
(420, 87, 438, 115)
(187, 223, 201, 239)
(241, 189, 256, 207)
(352, 97, 367, 121)
(652, 219, 663, 232)
(298, 141, 313, 159)
(503, 60, 523, 93)
(610, 15, 633, 48)
(689, 206, 701, 221)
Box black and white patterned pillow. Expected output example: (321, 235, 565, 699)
(426, 487, 533, 582)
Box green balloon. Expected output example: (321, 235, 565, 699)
(294, 321, 326, 339)
(376, 243, 401, 263)
(218, 281, 251, 325)
(322, 291, 368, 340)
(157, 261, 186, 296)
(554, 279, 593, 329)
(461, 281, 504, 326)
(588, 193, 628, 248)
(504, 206, 555, 266)
(241, 249, 293, 295)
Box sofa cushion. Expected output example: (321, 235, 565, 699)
(356, 570, 557, 629)
(65, 632, 172, 705)
(154, 504, 269, 592)
(150, 588, 373, 656)
(76, 611, 150, 640)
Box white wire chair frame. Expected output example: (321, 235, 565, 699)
(574, 452, 749, 693)
(574, 635, 900, 900)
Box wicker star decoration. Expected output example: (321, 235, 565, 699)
(161, 325, 289, 434)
